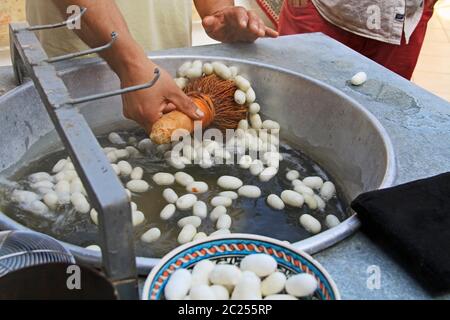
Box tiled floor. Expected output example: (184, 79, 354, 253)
(412, 0, 450, 102)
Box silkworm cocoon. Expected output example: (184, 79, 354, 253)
(320, 181, 336, 201)
(259, 167, 278, 182)
(229, 66, 239, 78)
(117, 161, 132, 177)
(126, 180, 149, 193)
(213, 148, 232, 162)
(163, 188, 178, 204)
(210, 229, 231, 237)
(29, 172, 53, 183)
(292, 179, 304, 188)
(304, 194, 318, 210)
(240, 254, 277, 277)
(194, 232, 208, 241)
(174, 77, 189, 90)
(192, 60, 203, 70)
(209, 265, 242, 286)
(246, 88, 256, 104)
(211, 285, 230, 300)
(294, 185, 315, 197)
(286, 170, 300, 181)
(57, 192, 71, 205)
(165, 269, 192, 300)
(261, 272, 287, 296)
(111, 164, 121, 176)
(106, 151, 118, 163)
(231, 271, 262, 300)
(52, 159, 68, 173)
(115, 149, 129, 160)
(132, 211, 145, 227)
(238, 119, 249, 130)
(303, 176, 324, 190)
(267, 194, 285, 210)
(217, 176, 243, 190)
(237, 156, 252, 169)
(62, 170, 78, 182)
(90, 209, 98, 225)
(177, 61, 192, 77)
(315, 195, 326, 211)
(234, 90, 247, 105)
(178, 224, 197, 244)
(160, 204, 176, 220)
(351, 71, 367, 86)
(250, 160, 264, 176)
(285, 273, 318, 297)
(186, 67, 203, 79)
(250, 114, 263, 130)
(262, 120, 281, 131)
(31, 180, 54, 191)
(108, 132, 125, 146)
(70, 179, 84, 195)
(178, 216, 202, 228)
(325, 215, 341, 229)
(212, 62, 232, 80)
(175, 172, 194, 187)
(125, 189, 132, 201)
(138, 138, 153, 153)
(86, 245, 101, 252)
(248, 103, 260, 115)
(28, 200, 50, 216)
(216, 214, 232, 230)
(219, 191, 238, 200)
(130, 202, 138, 212)
(125, 146, 140, 158)
(70, 192, 90, 213)
(189, 285, 216, 300)
(203, 63, 214, 75)
(141, 228, 161, 243)
(186, 181, 209, 194)
(192, 260, 215, 287)
(234, 75, 251, 91)
(300, 214, 321, 234)
(210, 206, 227, 221)
(55, 180, 70, 194)
(130, 167, 144, 181)
(211, 196, 232, 207)
(103, 147, 117, 154)
(193, 201, 208, 219)
(128, 136, 137, 146)
(281, 190, 304, 208)
(264, 294, 298, 300)
(153, 172, 175, 186)
(176, 194, 198, 211)
(238, 185, 261, 198)
(167, 157, 186, 170)
(43, 192, 59, 211)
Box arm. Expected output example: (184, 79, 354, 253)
(53, 0, 202, 131)
(194, 0, 278, 43)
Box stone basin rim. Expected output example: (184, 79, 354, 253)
(0, 55, 396, 275)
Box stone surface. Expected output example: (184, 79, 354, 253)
(1, 34, 449, 300)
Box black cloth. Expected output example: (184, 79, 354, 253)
(351, 172, 450, 293)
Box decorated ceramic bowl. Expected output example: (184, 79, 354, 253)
(143, 234, 340, 300)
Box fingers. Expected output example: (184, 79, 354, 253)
(169, 88, 204, 121)
(163, 103, 177, 114)
(247, 11, 265, 37)
(264, 26, 279, 38)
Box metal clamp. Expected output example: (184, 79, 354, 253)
(8, 8, 159, 300)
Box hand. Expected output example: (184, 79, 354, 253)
(119, 59, 204, 133)
(202, 6, 278, 43)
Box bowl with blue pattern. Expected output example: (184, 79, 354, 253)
(143, 234, 340, 300)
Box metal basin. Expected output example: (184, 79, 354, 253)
(0, 56, 396, 274)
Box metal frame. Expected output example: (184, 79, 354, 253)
(9, 12, 161, 300)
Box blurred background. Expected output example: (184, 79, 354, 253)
(1, 0, 449, 102)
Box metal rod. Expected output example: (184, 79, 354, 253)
(26, 7, 87, 31)
(68, 68, 160, 105)
(46, 32, 118, 64)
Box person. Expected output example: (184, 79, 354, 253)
(278, 0, 437, 80)
(26, 0, 278, 133)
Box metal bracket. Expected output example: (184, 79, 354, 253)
(8, 11, 158, 300)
